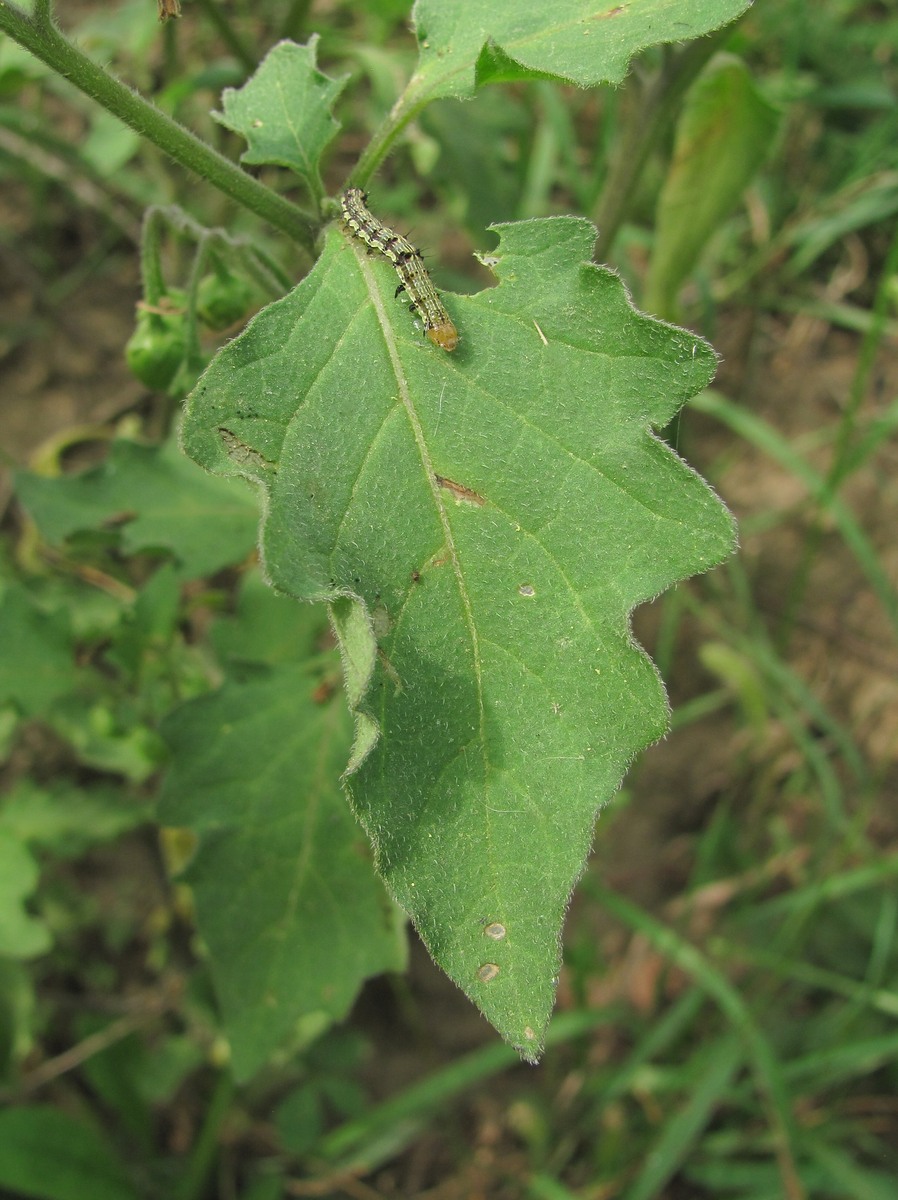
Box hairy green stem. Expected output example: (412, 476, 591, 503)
(0, 0, 317, 252)
(350, 89, 426, 189)
(140, 208, 169, 304)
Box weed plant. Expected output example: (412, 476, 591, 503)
(0, 2, 896, 1198)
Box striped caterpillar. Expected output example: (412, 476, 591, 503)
(339, 187, 458, 352)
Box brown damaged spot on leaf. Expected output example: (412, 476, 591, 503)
(435, 474, 485, 507)
(217, 427, 277, 473)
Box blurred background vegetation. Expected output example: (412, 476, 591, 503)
(1, 1, 897, 1197)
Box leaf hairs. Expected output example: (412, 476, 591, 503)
(340, 188, 459, 352)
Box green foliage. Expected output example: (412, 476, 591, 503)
(214, 37, 348, 203)
(0, 585, 74, 716)
(0, 1106, 138, 1200)
(159, 670, 407, 1081)
(15, 439, 259, 580)
(647, 54, 780, 316)
(182, 210, 734, 1051)
(0, 831, 51, 959)
(414, 0, 751, 96)
(1, 0, 896, 1196)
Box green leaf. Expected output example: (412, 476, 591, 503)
(410, 0, 752, 102)
(0, 781, 150, 856)
(15, 438, 258, 580)
(210, 567, 325, 669)
(0, 958, 37, 1072)
(76, 1028, 204, 1146)
(0, 830, 51, 958)
(45, 698, 165, 784)
(0, 1106, 138, 1200)
(104, 562, 182, 680)
(647, 54, 780, 315)
(181, 212, 735, 1056)
(0, 585, 74, 716)
(214, 37, 348, 202)
(158, 669, 406, 1081)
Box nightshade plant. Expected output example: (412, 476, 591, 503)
(1, 0, 748, 1075)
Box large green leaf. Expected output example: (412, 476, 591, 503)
(409, 0, 751, 101)
(158, 669, 406, 1081)
(181, 213, 735, 1056)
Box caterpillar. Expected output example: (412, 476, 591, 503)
(339, 187, 459, 352)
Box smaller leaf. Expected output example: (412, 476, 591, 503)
(647, 54, 780, 316)
(15, 438, 259, 580)
(159, 668, 406, 1081)
(0, 585, 74, 717)
(0, 781, 150, 857)
(0, 1106, 138, 1200)
(0, 830, 51, 959)
(214, 38, 348, 200)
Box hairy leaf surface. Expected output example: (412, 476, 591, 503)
(214, 37, 348, 200)
(181, 213, 735, 1055)
(410, 0, 752, 100)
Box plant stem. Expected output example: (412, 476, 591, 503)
(0, 0, 317, 252)
(281, 0, 313, 42)
(350, 89, 425, 188)
(173, 1069, 235, 1200)
(594, 26, 734, 260)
